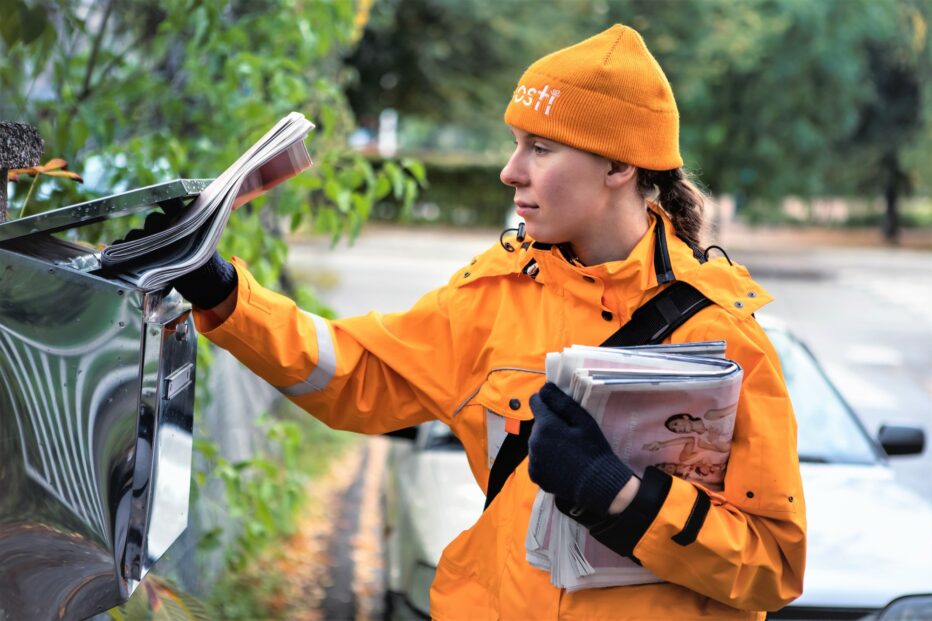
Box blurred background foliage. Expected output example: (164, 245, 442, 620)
(0, 0, 423, 292)
(345, 0, 932, 241)
(2, 0, 930, 244)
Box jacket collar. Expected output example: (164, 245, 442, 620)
(525, 207, 674, 291)
(519, 208, 773, 318)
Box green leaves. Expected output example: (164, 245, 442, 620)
(0, 0, 49, 47)
(402, 157, 428, 185)
(187, 408, 355, 610)
(1, 0, 395, 261)
(3, 0, 433, 290)
(383, 161, 406, 200)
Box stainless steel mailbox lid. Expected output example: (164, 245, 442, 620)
(0, 179, 210, 242)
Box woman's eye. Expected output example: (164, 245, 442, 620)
(533, 144, 549, 154)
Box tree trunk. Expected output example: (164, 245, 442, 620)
(882, 153, 900, 245)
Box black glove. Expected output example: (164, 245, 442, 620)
(173, 250, 237, 310)
(528, 382, 634, 516)
(114, 211, 237, 309)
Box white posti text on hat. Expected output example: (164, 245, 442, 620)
(512, 84, 562, 116)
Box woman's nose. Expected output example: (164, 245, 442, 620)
(500, 151, 527, 187)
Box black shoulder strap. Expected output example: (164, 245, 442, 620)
(483, 281, 713, 510)
(484, 419, 535, 510)
(600, 281, 712, 347)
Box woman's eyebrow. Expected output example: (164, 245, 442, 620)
(510, 131, 553, 145)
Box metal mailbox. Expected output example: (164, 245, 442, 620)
(0, 181, 208, 620)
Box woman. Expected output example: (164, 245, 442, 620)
(177, 24, 805, 620)
(658, 405, 738, 453)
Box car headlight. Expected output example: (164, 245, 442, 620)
(877, 594, 932, 620)
(406, 561, 436, 616)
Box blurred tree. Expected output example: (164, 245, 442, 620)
(344, 0, 595, 151)
(598, 1, 883, 202)
(834, 0, 930, 242)
(345, 0, 931, 237)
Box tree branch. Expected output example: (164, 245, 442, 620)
(90, 30, 150, 94)
(79, 0, 116, 101)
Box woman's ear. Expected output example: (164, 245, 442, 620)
(606, 161, 636, 188)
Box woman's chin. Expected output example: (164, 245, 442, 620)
(523, 223, 564, 245)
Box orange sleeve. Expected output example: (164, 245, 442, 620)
(195, 258, 464, 434)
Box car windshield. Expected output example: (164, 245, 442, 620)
(765, 328, 879, 465)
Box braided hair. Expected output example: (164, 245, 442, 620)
(637, 168, 708, 248)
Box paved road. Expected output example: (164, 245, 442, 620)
(742, 245, 932, 497)
(289, 226, 932, 497)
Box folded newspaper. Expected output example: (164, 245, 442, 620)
(526, 341, 742, 591)
(101, 112, 314, 289)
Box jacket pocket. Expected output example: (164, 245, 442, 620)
(467, 367, 545, 469)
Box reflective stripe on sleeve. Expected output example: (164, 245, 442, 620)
(277, 312, 336, 396)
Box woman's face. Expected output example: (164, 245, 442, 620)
(500, 127, 613, 246)
(667, 416, 695, 433)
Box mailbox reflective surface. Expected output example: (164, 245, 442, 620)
(0, 245, 196, 621)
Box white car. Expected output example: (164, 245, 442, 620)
(382, 319, 931, 620)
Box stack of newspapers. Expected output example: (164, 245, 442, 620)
(101, 112, 314, 289)
(526, 341, 743, 591)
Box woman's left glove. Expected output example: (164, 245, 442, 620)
(528, 382, 634, 516)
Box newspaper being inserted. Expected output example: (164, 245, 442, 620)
(101, 112, 314, 289)
(526, 341, 743, 591)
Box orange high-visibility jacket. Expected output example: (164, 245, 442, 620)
(197, 209, 805, 620)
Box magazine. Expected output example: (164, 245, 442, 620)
(527, 341, 742, 591)
(101, 112, 314, 289)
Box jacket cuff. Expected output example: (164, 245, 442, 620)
(192, 257, 324, 391)
(587, 466, 673, 557)
(192, 256, 253, 336)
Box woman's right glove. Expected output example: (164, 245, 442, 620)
(114, 211, 237, 310)
(172, 250, 237, 310)
(528, 382, 634, 516)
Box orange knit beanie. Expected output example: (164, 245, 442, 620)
(504, 24, 682, 171)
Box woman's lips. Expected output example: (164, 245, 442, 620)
(515, 202, 538, 218)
